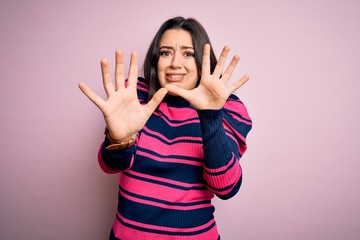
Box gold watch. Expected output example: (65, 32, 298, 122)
(104, 128, 136, 150)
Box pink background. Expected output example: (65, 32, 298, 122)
(1, 0, 359, 239)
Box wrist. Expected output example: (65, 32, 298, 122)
(104, 128, 136, 150)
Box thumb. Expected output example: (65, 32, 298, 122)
(165, 84, 191, 100)
(145, 87, 168, 114)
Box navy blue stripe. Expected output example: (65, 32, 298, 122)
(116, 213, 216, 236)
(146, 113, 202, 140)
(162, 94, 192, 107)
(101, 138, 135, 170)
(142, 128, 203, 145)
(157, 108, 199, 124)
(117, 191, 215, 229)
(119, 186, 210, 207)
(132, 150, 204, 184)
(123, 171, 207, 191)
(224, 108, 252, 124)
(223, 113, 252, 139)
(204, 155, 238, 176)
(228, 94, 239, 101)
(137, 90, 149, 104)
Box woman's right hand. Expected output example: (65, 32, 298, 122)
(78, 50, 168, 143)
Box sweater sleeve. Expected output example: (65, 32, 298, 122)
(197, 94, 252, 199)
(97, 137, 136, 174)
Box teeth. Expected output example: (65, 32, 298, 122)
(167, 75, 183, 80)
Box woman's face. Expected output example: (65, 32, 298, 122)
(157, 29, 199, 91)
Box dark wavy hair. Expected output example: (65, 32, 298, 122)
(143, 16, 217, 100)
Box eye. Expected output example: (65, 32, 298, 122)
(184, 51, 195, 57)
(159, 50, 171, 56)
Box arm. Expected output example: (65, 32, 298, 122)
(165, 44, 252, 199)
(199, 95, 252, 199)
(97, 78, 151, 173)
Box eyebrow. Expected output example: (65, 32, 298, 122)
(159, 45, 194, 50)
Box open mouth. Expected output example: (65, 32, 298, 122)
(166, 74, 184, 82)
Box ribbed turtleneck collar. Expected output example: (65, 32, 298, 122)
(163, 94, 191, 107)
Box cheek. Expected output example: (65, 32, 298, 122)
(157, 59, 168, 73)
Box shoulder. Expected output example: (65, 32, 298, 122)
(224, 94, 252, 122)
(225, 93, 246, 109)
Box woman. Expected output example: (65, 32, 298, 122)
(79, 16, 252, 240)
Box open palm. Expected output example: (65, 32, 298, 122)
(165, 44, 249, 110)
(78, 50, 167, 142)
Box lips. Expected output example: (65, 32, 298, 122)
(166, 74, 184, 82)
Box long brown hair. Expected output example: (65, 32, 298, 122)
(143, 16, 217, 100)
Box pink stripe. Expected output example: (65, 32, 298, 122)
(224, 131, 248, 156)
(158, 104, 199, 121)
(224, 99, 252, 122)
(112, 216, 219, 240)
(137, 84, 148, 91)
(119, 188, 212, 211)
(120, 173, 214, 204)
(225, 129, 238, 143)
(127, 170, 205, 188)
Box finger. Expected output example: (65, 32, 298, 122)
(115, 50, 125, 91)
(165, 84, 191, 100)
(78, 82, 105, 109)
(221, 54, 240, 83)
(201, 44, 211, 76)
(213, 46, 230, 77)
(145, 88, 168, 115)
(101, 58, 115, 97)
(127, 52, 139, 88)
(228, 75, 250, 94)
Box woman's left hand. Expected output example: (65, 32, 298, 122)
(165, 44, 249, 110)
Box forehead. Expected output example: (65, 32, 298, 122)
(160, 29, 193, 47)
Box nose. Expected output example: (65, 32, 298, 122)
(170, 52, 181, 68)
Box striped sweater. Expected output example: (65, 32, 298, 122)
(99, 77, 252, 240)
